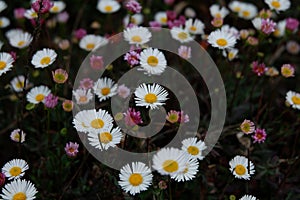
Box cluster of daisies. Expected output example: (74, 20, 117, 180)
(240, 119, 267, 144)
(0, 159, 38, 200)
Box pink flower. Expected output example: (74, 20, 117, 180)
(79, 78, 94, 89)
(57, 11, 69, 23)
(0, 172, 5, 187)
(74, 28, 87, 40)
(14, 8, 26, 19)
(211, 17, 223, 28)
(281, 64, 295, 78)
(178, 45, 191, 59)
(240, 119, 255, 134)
(164, 0, 175, 5)
(179, 111, 189, 123)
(149, 21, 162, 30)
(286, 18, 299, 31)
(247, 36, 259, 46)
(52, 69, 68, 84)
(125, 0, 142, 14)
(31, 0, 53, 14)
(62, 100, 73, 112)
(124, 108, 143, 126)
(252, 128, 267, 143)
(9, 51, 17, 61)
(90, 55, 104, 70)
(252, 61, 267, 76)
(65, 142, 79, 158)
(124, 50, 140, 66)
(117, 84, 131, 98)
(166, 11, 177, 21)
(261, 18, 276, 34)
(44, 93, 58, 108)
(158, 180, 168, 189)
(286, 40, 300, 55)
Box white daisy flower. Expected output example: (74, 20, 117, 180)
(221, 25, 240, 40)
(50, 1, 66, 13)
(252, 17, 262, 31)
(134, 83, 168, 110)
(93, 77, 118, 102)
(124, 26, 152, 45)
(26, 85, 51, 104)
(181, 137, 207, 160)
(31, 48, 57, 68)
(79, 34, 108, 51)
(0, 17, 9, 28)
(229, 155, 255, 180)
(8, 31, 33, 49)
(238, 3, 258, 20)
(123, 14, 144, 26)
(0, 52, 14, 76)
(170, 27, 194, 43)
(5, 29, 23, 39)
(0, 0, 7, 13)
(286, 91, 300, 110)
(118, 162, 153, 195)
(154, 11, 167, 25)
(273, 20, 286, 37)
(153, 147, 189, 176)
(97, 0, 121, 14)
(229, 1, 243, 13)
(24, 9, 38, 19)
(185, 18, 205, 35)
(264, 0, 291, 12)
(139, 48, 167, 75)
(207, 29, 237, 49)
(240, 195, 257, 200)
(209, 4, 229, 19)
(88, 125, 122, 150)
(10, 129, 26, 143)
(0, 179, 38, 200)
(2, 159, 29, 180)
(223, 48, 239, 61)
(171, 158, 199, 182)
(73, 109, 114, 133)
(73, 88, 93, 105)
(10, 75, 29, 92)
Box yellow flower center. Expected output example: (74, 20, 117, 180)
(235, 164, 246, 175)
(40, 56, 51, 65)
(241, 123, 250, 133)
(144, 93, 157, 104)
(228, 52, 235, 60)
(291, 96, 300, 105)
(86, 43, 95, 50)
(161, 17, 167, 24)
(0, 61, 7, 70)
(101, 87, 110, 96)
(51, 6, 59, 12)
(128, 173, 143, 186)
(54, 73, 66, 82)
(233, 7, 241, 12)
(177, 32, 188, 40)
(15, 81, 24, 89)
(90, 119, 104, 129)
(163, 160, 179, 173)
(14, 134, 20, 141)
(273, 29, 280, 37)
(9, 166, 22, 177)
(31, 12, 38, 18)
(104, 5, 113, 12)
(35, 94, 45, 102)
(215, 13, 222, 18)
(13, 192, 26, 200)
(282, 68, 293, 77)
(168, 113, 179, 123)
(187, 146, 199, 155)
(131, 35, 142, 43)
(242, 11, 250, 17)
(271, 1, 281, 8)
(17, 40, 25, 47)
(79, 96, 88, 103)
(190, 26, 197, 32)
(99, 132, 112, 144)
(216, 38, 228, 47)
(147, 56, 159, 67)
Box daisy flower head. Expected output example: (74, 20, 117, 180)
(285, 91, 300, 110)
(286, 40, 300, 55)
(64, 142, 79, 157)
(88, 125, 122, 150)
(221, 25, 240, 40)
(252, 128, 267, 143)
(223, 48, 239, 61)
(152, 147, 189, 176)
(124, 50, 140, 66)
(209, 4, 229, 19)
(240, 119, 255, 134)
(166, 110, 180, 123)
(154, 11, 167, 25)
(0, 1, 7, 13)
(31, 48, 57, 68)
(93, 77, 118, 102)
(171, 157, 199, 182)
(117, 84, 131, 99)
(229, 1, 243, 13)
(185, 18, 205, 35)
(139, 48, 167, 75)
(2, 159, 29, 180)
(170, 27, 194, 43)
(264, 0, 291, 12)
(10, 129, 26, 143)
(229, 155, 255, 180)
(0, 17, 10, 28)
(281, 64, 295, 78)
(207, 29, 237, 50)
(73, 88, 93, 105)
(274, 20, 286, 37)
(79, 34, 108, 51)
(134, 83, 168, 110)
(178, 45, 192, 59)
(50, 1, 66, 13)
(0, 179, 37, 200)
(238, 3, 258, 20)
(73, 110, 91, 133)
(252, 61, 267, 76)
(97, 0, 121, 14)
(52, 68, 68, 84)
(79, 78, 94, 90)
(124, 26, 152, 45)
(0, 52, 14, 76)
(265, 67, 279, 77)
(240, 195, 257, 200)
(62, 100, 73, 112)
(124, 108, 143, 126)
(118, 162, 153, 195)
(10, 75, 29, 93)
(123, 14, 144, 26)
(181, 137, 207, 160)
(26, 85, 51, 104)
(8, 31, 33, 49)
(87, 109, 114, 133)
(125, 0, 142, 14)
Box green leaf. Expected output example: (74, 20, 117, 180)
(25, 103, 35, 110)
